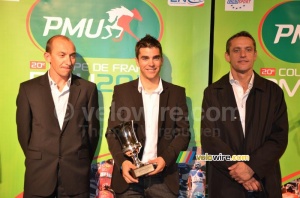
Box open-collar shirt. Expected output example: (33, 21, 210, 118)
(138, 78, 163, 163)
(229, 72, 254, 137)
(48, 72, 71, 130)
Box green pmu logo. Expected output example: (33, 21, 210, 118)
(28, 0, 162, 58)
(259, 1, 300, 63)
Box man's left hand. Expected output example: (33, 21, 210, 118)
(228, 162, 254, 183)
(147, 157, 166, 176)
(242, 177, 262, 191)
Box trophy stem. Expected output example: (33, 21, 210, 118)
(132, 153, 144, 168)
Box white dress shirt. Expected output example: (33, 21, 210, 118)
(138, 78, 163, 163)
(229, 72, 254, 137)
(48, 72, 71, 130)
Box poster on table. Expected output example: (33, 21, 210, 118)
(213, 0, 300, 197)
(0, 0, 211, 197)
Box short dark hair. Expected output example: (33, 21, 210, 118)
(45, 35, 74, 53)
(135, 34, 162, 58)
(226, 31, 256, 54)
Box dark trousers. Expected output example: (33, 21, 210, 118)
(246, 191, 262, 198)
(116, 174, 177, 198)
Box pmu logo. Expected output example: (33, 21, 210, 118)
(259, 1, 300, 63)
(27, 0, 163, 58)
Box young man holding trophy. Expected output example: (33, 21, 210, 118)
(106, 34, 190, 197)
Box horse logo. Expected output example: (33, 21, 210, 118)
(102, 6, 143, 41)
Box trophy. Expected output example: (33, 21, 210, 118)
(111, 120, 155, 178)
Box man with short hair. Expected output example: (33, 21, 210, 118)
(17, 35, 100, 198)
(201, 31, 288, 198)
(106, 34, 190, 197)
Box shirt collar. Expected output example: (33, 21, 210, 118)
(229, 71, 254, 88)
(138, 78, 163, 94)
(48, 71, 71, 88)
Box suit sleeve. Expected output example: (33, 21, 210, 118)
(160, 87, 191, 167)
(16, 83, 32, 154)
(105, 85, 129, 169)
(88, 84, 100, 161)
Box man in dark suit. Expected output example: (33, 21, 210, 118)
(201, 31, 288, 198)
(16, 35, 100, 198)
(105, 34, 190, 197)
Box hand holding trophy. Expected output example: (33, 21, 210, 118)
(110, 120, 155, 178)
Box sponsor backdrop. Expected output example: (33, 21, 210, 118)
(2, 0, 299, 197)
(0, 0, 210, 197)
(214, 0, 300, 191)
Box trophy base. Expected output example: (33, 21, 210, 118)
(130, 163, 155, 178)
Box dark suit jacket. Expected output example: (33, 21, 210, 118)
(16, 72, 100, 197)
(105, 79, 190, 194)
(201, 72, 288, 198)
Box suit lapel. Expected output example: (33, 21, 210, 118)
(244, 73, 264, 145)
(61, 75, 81, 132)
(159, 81, 169, 131)
(131, 80, 144, 112)
(130, 79, 169, 138)
(217, 75, 244, 142)
(226, 86, 244, 136)
(39, 72, 61, 130)
(130, 80, 145, 137)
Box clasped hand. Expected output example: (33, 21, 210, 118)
(228, 162, 262, 191)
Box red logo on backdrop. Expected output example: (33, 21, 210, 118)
(260, 68, 276, 76)
(30, 61, 46, 69)
(27, 1, 163, 59)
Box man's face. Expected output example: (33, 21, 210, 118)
(225, 36, 257, 74)
(136, 47, 163, 82)
(44, 38, 76, 79)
